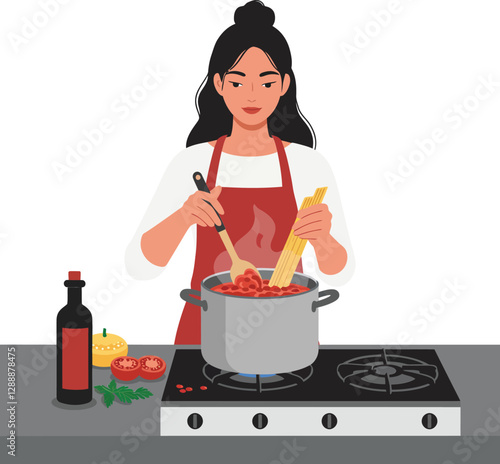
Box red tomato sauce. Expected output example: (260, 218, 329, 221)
(210, 269, 310, 297)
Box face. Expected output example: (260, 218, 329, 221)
(213, 47, 290, 127)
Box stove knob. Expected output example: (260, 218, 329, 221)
(422, 413, 438, 430)
(322, 413, 338, 429)
(252, 413, 268, 429)
(187, 413, 203, 430)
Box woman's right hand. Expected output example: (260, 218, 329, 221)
(180, 185, 225, 227)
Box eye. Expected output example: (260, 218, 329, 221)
(262, 81, 276, 88)
(229, 81, 242, 88)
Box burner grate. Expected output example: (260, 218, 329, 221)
(337, 349, 439, 394)
(203, 363, 314, 393)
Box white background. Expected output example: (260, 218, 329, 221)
(1, 0, 499, 345)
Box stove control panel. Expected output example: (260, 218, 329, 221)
(161, 406, 460, 436)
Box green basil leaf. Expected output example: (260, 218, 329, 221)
(134, 387, 154, 399)
(103, 391, 115, 408)
(94, 385, 112, 394)
(114, 387, 139, 404)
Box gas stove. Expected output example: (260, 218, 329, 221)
(160, 348, 460, 436)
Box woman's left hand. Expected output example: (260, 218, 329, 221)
(292, 203, 332, 242)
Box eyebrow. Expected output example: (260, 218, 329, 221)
(226, 71, 246, 77)
(259, 71, 279, 77)
(225, 70, 280, 78)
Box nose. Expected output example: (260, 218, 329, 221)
(248, 81, 256, 100)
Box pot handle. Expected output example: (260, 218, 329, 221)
(312, 289, 339, 312)
(180, 289, 208, 312)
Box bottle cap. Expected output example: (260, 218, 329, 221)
(68, 271, 81, 280)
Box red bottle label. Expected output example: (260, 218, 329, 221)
(62, 328, 89, 390)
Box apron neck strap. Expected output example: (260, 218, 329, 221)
(272, 135, 293, 190)
(206, 135, 227, 190)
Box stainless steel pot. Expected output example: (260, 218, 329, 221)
(180, 269, 339, 375)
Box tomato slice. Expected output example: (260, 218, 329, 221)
(139, 356, 166, 380)
(110, 356, 140, 381)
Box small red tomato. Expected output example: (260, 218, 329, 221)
(176, 384, 183, 389)
(186, 387, 193, 392)
(139, 356, 166, 380)
(110, 356, 140, 381)
(200, 386, 207, 390)
(179, 389, 186, 393)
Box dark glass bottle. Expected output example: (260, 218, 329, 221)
(56, 271, 93, 405)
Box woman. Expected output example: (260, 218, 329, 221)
(126, 1, 354, 344)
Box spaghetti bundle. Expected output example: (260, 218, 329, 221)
(269, 187, 328, 288)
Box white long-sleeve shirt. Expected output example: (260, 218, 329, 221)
(125, 141, 355, 287)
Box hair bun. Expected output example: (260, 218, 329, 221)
(234, 1, 275, 28)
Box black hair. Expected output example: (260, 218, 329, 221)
(186, 0, 316, 148)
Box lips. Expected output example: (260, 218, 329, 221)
(242, 107, 261, 114)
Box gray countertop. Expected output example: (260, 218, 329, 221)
(2, 345, 499, 438)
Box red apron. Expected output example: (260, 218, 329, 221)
(175, 134, 303, 344)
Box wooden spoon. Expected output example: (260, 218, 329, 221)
(192, 172, 261, 283)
